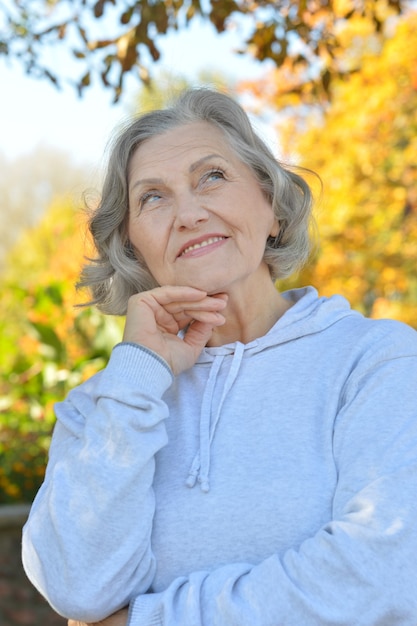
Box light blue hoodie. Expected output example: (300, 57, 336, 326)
(22, 287, 417, 624)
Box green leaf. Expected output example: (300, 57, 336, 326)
(30, 321, 65, 360)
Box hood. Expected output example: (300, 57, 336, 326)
(185, 286, 356, 492)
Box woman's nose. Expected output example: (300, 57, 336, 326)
(173, 194, 209, 230)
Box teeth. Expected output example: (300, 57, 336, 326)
(182, 237, 226, 255)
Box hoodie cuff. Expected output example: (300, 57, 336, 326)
(128, 593, 163, 626)
(101, 342, 173, 395)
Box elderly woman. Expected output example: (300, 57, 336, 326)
(22, 89, 417, 625)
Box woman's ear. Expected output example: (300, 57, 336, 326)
(270, 218, 279, 238)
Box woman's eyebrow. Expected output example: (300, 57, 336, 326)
(130, 177, 163, 192)
(189, 154, 228, 173)
(130, 154, 229, 192)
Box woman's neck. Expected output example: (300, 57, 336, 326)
(207, 279, 291, 347)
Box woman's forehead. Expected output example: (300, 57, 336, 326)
(129, 122, 237, 174)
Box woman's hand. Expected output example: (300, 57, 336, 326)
(122, 286, 227, 375)
(68, 607, 128, 626)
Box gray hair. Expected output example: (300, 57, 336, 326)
(78, 88, 316, 315)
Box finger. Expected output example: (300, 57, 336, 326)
(126, 287, 208, 322)
(127, 289, 226, 326)
(153, 297, 227, 330)
(163, 296, 227, 317)
(182, 320, 217, 355)
(182, 310, 226, 326)
(210, 292, 229, 303)
(136, 291, 221, 325)
(145, 286, 209, 307)
(159, 311, 224, 336)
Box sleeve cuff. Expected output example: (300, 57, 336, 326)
(100, 342, 173, 397)
(128, 593, 163, 626)
(116, 342, 172, 375)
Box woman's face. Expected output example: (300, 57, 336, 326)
(127, 121, 278, 295)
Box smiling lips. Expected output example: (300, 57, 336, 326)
(178, 236, 228, 258)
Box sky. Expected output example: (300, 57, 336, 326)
(0, 17, 271, 169)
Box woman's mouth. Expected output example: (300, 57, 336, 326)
(179, 236, 228, 257)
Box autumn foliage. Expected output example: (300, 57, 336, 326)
(1, 0, 407, 101)
(0, 198, 122, 503)
(1, 8, 416, 504)
(244, 11, 417, 326)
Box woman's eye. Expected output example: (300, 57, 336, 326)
(140, 191, 162, 208)
(204, 169, 225, 183)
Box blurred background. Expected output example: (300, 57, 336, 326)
(0, 1, 416, 623)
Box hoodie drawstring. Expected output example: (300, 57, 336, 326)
(186, 342, 245, 492)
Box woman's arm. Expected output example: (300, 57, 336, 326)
(22, 286, 227, 622)
(22, 344, 172, 622)
(127, 344, 417, 625)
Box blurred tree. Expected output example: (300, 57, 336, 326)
(0, 69, 236, 503)
(0, 196, 122, 503)
(0, 147, 92, 271)
(131, 67, 230, 112)
(244, 11, 417, 326)
(0, 0, 408, 102)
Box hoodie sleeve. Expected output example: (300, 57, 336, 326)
(128, 329, 417, 625)
(22, 343, 173, 623)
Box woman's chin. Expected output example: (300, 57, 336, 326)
(164, 274, 229, 295)
(189, 279, 229, 296)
